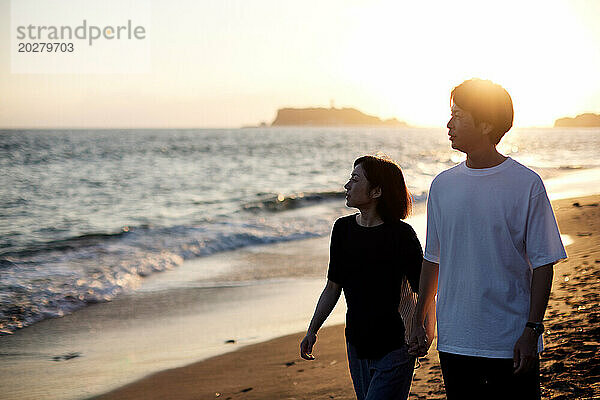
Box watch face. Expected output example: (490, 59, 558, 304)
(527, 322, 544, 335)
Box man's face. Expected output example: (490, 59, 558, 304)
(447, 103, 487, 153)
(343, 163, 376, 209)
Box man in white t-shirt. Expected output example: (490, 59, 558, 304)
(408, 79, 566, 399)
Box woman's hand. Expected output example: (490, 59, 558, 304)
(408, 324, 430, 357)
(300, 333, 317, 360)
(300, 280, 341, 361)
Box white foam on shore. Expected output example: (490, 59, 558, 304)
(561, 234, 574, 247)
(545, 167, 600, 200)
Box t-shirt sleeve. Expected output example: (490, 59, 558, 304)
(423, 186, 440, 264)
(327, 218, 344, 284)
(525, 189, 567, 268)
(402, 224, 423, 293)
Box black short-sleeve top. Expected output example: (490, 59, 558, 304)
(327, 214, 423, 359)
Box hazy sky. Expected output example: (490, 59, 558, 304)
(1, 0, 600, 128)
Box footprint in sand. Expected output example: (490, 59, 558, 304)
(51, 352, 82, 362)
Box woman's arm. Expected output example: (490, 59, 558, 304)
(300, 279, 342, 360)
(408, 259, 439, 357)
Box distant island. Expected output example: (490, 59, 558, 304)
(269, 107, 407, 127)
(554, 113, 600, 127)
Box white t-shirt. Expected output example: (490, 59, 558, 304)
(424, 157, 566, 358)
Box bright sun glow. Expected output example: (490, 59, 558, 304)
(337, 1, 599, 127)
(1, 0, 599, 128)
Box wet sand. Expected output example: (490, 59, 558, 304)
(0, 238, 347, 400)
(539, 196, 600, 399)
(90, 195, 600, 400)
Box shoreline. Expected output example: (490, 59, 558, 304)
(0, 241, 347, 400)
(0, 167, 598, 400)
(89, 194, 600, 400)
(0, 165, 594, 336)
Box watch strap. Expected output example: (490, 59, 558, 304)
(526, 321, 544, 336)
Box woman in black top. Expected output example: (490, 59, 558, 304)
(300, 155, 434, 400)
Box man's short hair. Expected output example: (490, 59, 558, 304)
(450, 78, 514, 145)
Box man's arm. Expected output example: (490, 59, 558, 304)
(513, 263, 554, 374)
(408, 259, 439, 357)
(300, 279, 342, 360)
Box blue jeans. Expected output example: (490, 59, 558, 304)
(346, 341, 415, 400)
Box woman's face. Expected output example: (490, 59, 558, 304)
(344, 163, 376, 209)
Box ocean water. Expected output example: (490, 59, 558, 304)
(1, 127, 599, 335)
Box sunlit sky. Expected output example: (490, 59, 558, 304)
(1, 0, 599, 128)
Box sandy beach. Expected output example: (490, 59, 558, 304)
(86, 194, 599, 400)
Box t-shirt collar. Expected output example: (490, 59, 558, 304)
(460, 157, 514, 176)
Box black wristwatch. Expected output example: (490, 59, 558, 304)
(525, 321, 545, 336)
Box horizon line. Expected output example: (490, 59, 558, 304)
(0, 124, 568, 130)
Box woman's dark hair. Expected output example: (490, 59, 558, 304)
(354, 155, 412, 221)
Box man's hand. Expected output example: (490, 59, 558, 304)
(300, 333, 317, 360)
(514, 263, 553, 375)
(408, 324, 431, 357)
(513, 328, 538, 375)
